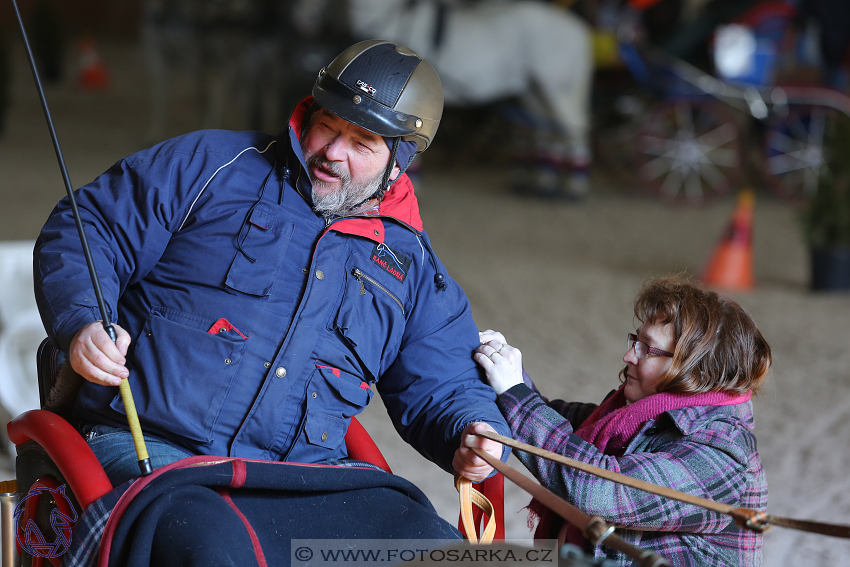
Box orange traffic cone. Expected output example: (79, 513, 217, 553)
(77, 36, 110, 91)
(700, 190, 755, 292)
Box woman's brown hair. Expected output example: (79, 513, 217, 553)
(623, 275, 771, 395)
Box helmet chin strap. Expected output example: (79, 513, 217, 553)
(379, 138, 401, 196)
(347, 137, 400, 213)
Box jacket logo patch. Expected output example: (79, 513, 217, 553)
(371, 242, 412, 283)
(356, 80, 376, 96)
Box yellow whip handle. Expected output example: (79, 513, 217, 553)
(119, 379, 152, 475)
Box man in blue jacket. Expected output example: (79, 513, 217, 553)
(34, 40, 508, 488)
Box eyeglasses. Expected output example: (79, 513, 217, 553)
(627, 333, 674, 359)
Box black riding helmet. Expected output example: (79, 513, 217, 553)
(312, 40, 444, 193)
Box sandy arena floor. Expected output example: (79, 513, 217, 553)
(1, 40, 850, 565)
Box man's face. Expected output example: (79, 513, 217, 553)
(300, 108, 400, 217)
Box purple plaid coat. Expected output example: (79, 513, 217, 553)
(497, 383, 767, 567)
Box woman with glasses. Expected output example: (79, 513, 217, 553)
(473, 275, 771, 566)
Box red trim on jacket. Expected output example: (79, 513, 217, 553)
(289, 96, 313, 137)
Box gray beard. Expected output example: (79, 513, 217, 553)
(305, 154, 384, 218)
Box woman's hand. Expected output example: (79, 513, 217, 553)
(475, 329, 523, 395)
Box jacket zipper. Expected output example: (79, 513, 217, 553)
(352, 268, 405, 315)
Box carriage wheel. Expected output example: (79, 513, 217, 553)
(762, 106, 843, 202)
(635, 100, 742, 205)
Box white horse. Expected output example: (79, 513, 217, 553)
(346, 0, 593, 194)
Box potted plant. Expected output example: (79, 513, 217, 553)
(801, 115, 850, 291)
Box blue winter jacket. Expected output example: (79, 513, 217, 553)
(34, 98, 510, 472)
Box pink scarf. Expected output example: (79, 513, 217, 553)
(530, 385, 752, 544)
(575, 385, 751, 456)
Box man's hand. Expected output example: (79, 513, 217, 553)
(69, 321, 131, 386)
(452, 422, 502, 482)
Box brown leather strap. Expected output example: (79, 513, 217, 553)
(767, 515, 850, 539)
(478, 431, 850, 539)
(455, 475, 497, 544)
(470, 448, 670, 567)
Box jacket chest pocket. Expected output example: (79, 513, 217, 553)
(225, 204, 294, 296)
(332, 265, 407, 379)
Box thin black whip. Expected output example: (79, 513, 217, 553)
(11, 0, 151, 476)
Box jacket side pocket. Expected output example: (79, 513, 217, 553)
(112, 307, 247, 444)
(301, 363, 373, 452)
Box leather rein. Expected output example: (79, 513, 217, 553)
(472, 431, 850, 542)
